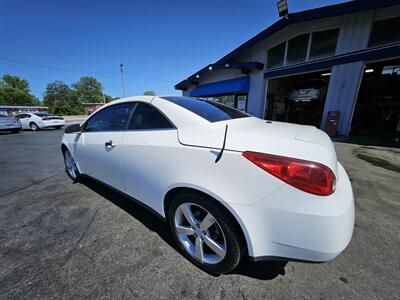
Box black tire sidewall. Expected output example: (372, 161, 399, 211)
(167, 192, 244, 274)
(30, 123, 39, 131)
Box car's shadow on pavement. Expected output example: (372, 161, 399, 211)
(81, 177, 287, 280)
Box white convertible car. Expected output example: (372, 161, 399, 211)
(61, 96, 354, 274)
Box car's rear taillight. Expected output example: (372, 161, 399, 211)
(242, 151, 336, 196)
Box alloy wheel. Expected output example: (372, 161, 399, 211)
(64, 150, 78, 179)
(174, 202, 227, 264)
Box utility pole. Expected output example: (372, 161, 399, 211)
(119, 63, 126, 98)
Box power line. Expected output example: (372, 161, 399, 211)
(125, 71, 174, 83)
(0, 57, 115, 74)
(1, 85, 111, 99)
(0, 57, 175, 83)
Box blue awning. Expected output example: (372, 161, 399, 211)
(190, 76, 250, 97)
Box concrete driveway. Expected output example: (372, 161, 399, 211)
(0, 129, 399, 299)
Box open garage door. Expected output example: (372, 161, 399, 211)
(265, 70, 330, 128)
(350, 58, 400, 146)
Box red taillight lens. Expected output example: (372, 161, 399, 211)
(242, 151, 336, 196)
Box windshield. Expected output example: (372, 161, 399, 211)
(34, 112, 52, 117)
(161, 96, 249, 122)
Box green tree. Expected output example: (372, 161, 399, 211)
(0, 74, 39, 106)
(143, 90, 155, 96)
(72, 76, 104, 103)
(43, 81, 83, 115)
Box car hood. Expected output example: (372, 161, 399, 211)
(177, 117, 338, 177)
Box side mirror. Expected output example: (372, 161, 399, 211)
(65, 123, 83, 134)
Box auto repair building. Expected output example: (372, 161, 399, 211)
(175, 0, 400, 140)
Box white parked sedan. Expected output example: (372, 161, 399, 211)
(15, 112, 65, 131)
(0, 114, 22, 133)
(61, 96, 354, 274)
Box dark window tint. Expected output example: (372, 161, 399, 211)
(128, 103, 174, 130)
(162, 97, 249, 122)
(267, 42, 286, 68)
(287, 33, 309, 64)
(85, 103, 134, 132)
(309, 29, 339, 59)
(15, 114, 29, 119)
(369, 17, 400, 47)
(34, 112, 51, 117)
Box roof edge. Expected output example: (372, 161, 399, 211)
(175, 0, 400, 90)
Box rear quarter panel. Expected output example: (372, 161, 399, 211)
(121, 132, 285, 216)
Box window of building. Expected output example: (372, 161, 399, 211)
(309, 29, 339, 60)
(85, 103, 134, 132)
(237, 95, 247, 111)
(207, 94, 247, 111)
(368, 16, 400, 48)
(128, 103, 174, 130)
(287, 33, 309, 64)
(208, 95, 235, 107)
(267, 42, 286, 68)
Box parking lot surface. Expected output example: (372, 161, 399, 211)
(0, 129, 399, 299)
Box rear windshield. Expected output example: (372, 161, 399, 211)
(161, 96, 249, 122)
(34, 112, 52, 117)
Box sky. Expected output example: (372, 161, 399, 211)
(0, 0, 348, 100)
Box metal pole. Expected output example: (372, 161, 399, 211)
(120, 64, 126, 98)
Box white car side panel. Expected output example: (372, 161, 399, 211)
(19, 117, 30, 129)
(76, 131, 125, 190)
(122, 129, 284, 212)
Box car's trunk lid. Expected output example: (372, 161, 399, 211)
(177, 117, 338, 177)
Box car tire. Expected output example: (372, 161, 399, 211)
(167, 192, 245, 274)
(63, 148, 81, 182)
(54, 126, 62, 130)
(30, 122, 39, 131)
(11, 129, 20, 134)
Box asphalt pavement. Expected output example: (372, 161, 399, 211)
(0, 128, 399, 299)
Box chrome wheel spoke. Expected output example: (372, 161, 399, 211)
(174, 202, 227, 265)
(200, 213, 215, 231)
(195, 237, 204, 261)
(203, 235, 226, 258)
(65, 152, 76, 178)
(176, 225, 194, 236)
(180, 203, 196, 227)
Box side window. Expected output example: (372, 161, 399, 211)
(128, 103, 174, 130)
(16, 114, 28, 119)
(85, 103, 134, 132)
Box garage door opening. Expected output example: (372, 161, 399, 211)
(350, 58, 400, 146)
(265, 70, 331, 127)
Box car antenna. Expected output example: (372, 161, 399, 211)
(215, 124, 228, 163)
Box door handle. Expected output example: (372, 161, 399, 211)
(105, 140, 116, 148)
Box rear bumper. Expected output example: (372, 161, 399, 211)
(0, 124, 21, 130)
(231, 162, 354, 262)
(40, 120, 65, 128)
